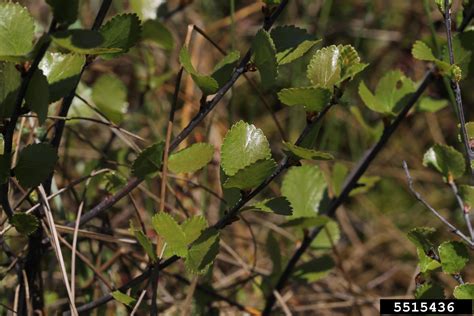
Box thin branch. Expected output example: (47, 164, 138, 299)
(448, 180, 474, 241)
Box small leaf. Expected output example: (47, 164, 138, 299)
(277, 87, 331, 112)
(282, 142, 334, 161)
(141, 19, 174, 50)
(331, 162, 348, 196)
(112, 291, 136, 307)
(264, 0, 282, 4)
(338, 45, 367, 82)
(311, 219, 341, 251)
(270, 25, 321, 65)
(25, 70, 50, 124)
(252, 197, 293, 216)
(349, 176, 380, 196)
(0, 3, 35, 59)
(223, 159, 277, 190)
(185, 228, 220, 274)
(416, 97, 448, 113)
(438, 241, 469, 274)
(10, 213, 39, 235)
(46, 0, 78, 26)
(252, 29, 278, 90)
(293, 255, 334, 282)
(282, 215, 330, 229)
(168, 143, 214, 174)
(91, 74, 128, 123)
(0, 153, 11, 184)
(15, 143, 58, 188)
(100, 13, 142, 58)
(417, 248, 441, 273)
(454, 283, 474, 299)
(423, 144, 465, 180)
(211, 50, 240, 88)
(152, 212, 187, 258)
(415, 283, 445, 299)
(407, 227, 436, 253)
(179, 46, 219, 95)
(51, 30, 115, 54)
(459, 185, 474, 209)
(282, 165, 327, 219)
(307, 45, 341, 89)
(412, 41, 437, 62)
(182, 216, 208, 245)
(220, 121, 272, 176)
(0, 62, 21, 118)
(39, 53, 85, 103)
(442, 30, 474, 79)
(132, 142, 165, 178)
(129, 221, 156, 262)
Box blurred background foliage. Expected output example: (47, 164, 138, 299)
(2, 0, 474, 314)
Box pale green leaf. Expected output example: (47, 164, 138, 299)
(459, 185, 474, 209)
(141, 19, 174, 50)
(168, 143, 214, 174)
(282, 165, 327, 218)
(252, 29, 278, 90)
(25, 70, 50, 125)
(293, 255, 334, 282)
(417, 248, 441, 273)
(0, 62, 21, 118)
(152, 212, 187, 258)
(185, 228, 220, 274)
(112, 291, 136, 307)
(223, 159, 277, 190)
(179, 46, 219, 95)
(311, 219, 341, 251)
(283, 142, 334, 161)
(181, 216, 208, 245)
(338, 45, 367, 82)
(10, 213, 39, 235)
(416, 97, 448, 112)
(454, 283, 474, 299)
(423, 144, 465, 180)
(132, 142, 164, 178)
(331, 162, 348, 196)
(277, 87, 331, 112)
(307, 45, 341, 89)
(14, 143, 58, 188)
(270, 25, 320, 65)
(0, 3, 35, 59)
(438, 241, 469, 273)
(91, 74, 128, 123)
(220, 121, 272, 176)
(349, 176, 380, 196)
(412, 41, 437, 61)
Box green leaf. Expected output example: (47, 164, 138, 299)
(0, 3, 35, 59)
(438, 241, 469, 274)
(252, 197, 293, 216)
(293, 255, 335, 282)
(220, 121, 272, 176)
(51, 30, 116, 54)
(349, 176, 380, 196)
(358, 70, 416, 115)
(417, 248, 441, 273)
(331, 162, 348, 196)
(282, 142, 334, 161)
(423, 144, 465, 180)
(211, 50, 240, 88)
(0, 153, 11, 185)
(307, 45, 341, 89)
(39, 53, 85, 103)
(252, 29, 278, 90)
(311, 219, 341, 251)
(223, 159, 277, 190)
(91, 74, 128, 123)
(10, 213, 39, 235)
(14, 143, 58, 188)
(459, 185, 474, 209)
(152, 212, 187, 258)
(338, 45, 367, 82)
(264, 0, 282, 4)
(277, 87, 331, 112)
(46, 0, 78, 26)
(25, 70, 50, 125)
(454, 283, 474, 299)
(168, 143, 214, 174)
(442, 30, 474, 79)
(0, 62, 21, 118)
(415, 283, 445, 299)
(179, 46, 219, 95)
(141, 19, 174, 50)
(112, 291, 136, 307)
(129, 222, 156, 262)
(100, 13, 142, 58)
(407, 227, 437, 253)
(270, 25, 321, 65)
(416, 97, 448, 113)
(132, 142, 165, 178)
(412, 41, 437, 62)
(282, 215, 330, 229)
(282, 165, 327, 218)
(182, 216, 208, 245)
(185, 228, 220, 274)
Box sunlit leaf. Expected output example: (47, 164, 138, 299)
(412, 41, 437, 62)
(307, 45, 341, 89)
(283, 142, 334, 161)
(152, 212, 187, 258)
(168, 143, 214, 174)
(112, 291, 136, 307)
(423, 144, 465, 180)
(0, 3, 35, 60)
(416, 97, 448, 113)
(454, 283, 474, 299)
(311, 219, 341, 251)
(223, 159, 277, 190)
(438, 241, 469, 274)
(277, 87, 331, 112)
(91, 74, 128, 123)
(182, 216, 208, 245)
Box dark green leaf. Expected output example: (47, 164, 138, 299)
(281, 215, 330, 229)
(407, 227, 436, 253)
(293, 255, 335, 282)
(415, 283, 445, 299)
(185, 228, 220, 274)
(252, 29, 278, 90)
(223, 159, 276, 190)
(168, 143, 214, 174)
(100, 13, 142, 58)
(129, 221, 156, 262)
(25, 70, 50, 124)
(211, 50, 240, 88)
(282, 165, 327, 218)
(270, 25, 320, 65)
(442, 30, 474, 78)
(179, 46, 219, 95)
(438, 241, 469, 274)
(0, 153, 11, 184)
(277, 87, 331, 112)
(282, 142, 334, 161)
(46, 0, 78, 25)
(220, 121, 272, 176)
(51, 30, 114, 54)
(14, 143, 58, 188)
(132, 142, 164, 178)
(252, 197, 293, 216)
(0, 62, 20, 118)
(423, 144, 465, 180)
(10, 213, 39, 235)
(0, 3, 35, 59)
(141, 19, 174, 50)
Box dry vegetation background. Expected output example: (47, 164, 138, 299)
(2, 0, 474, 315)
